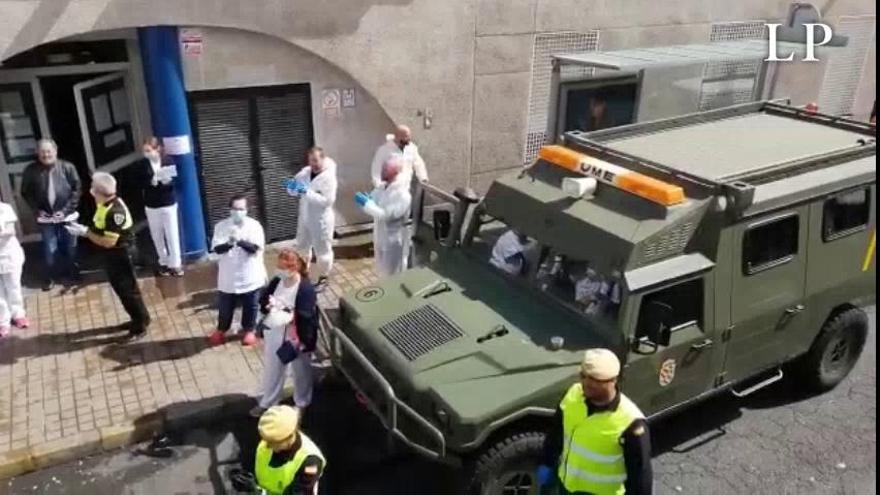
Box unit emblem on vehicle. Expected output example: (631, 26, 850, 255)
(355, 286, 385, 302)
(658, 359, 676, 387)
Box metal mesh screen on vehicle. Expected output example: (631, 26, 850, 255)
(379, 304, 464, 361)
(818, 16, 876, 116)
(699, 21, 767, 111)
(523, 31, 600, 165)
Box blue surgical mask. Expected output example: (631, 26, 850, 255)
(276, 269, 294, 279)
(230, 209, 246, 224)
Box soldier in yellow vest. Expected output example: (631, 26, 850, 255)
(255, 405, 325, 495)
(65, 172, 150, 339)
(538, 348, 652, 494)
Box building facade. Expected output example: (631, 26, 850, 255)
(0, 0, 875, 255)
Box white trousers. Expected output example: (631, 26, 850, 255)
(296, 226, 334, 280)
(0, 266, 25, 325)
(258, 325, 314, 409)
(145, 204, 182, 269)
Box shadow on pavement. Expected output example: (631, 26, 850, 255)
(0, 323, 130, 365)
(99, 336, 213, 371)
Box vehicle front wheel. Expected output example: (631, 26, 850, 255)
(466, 431, 546, 495)
(796, 307, 868, 393)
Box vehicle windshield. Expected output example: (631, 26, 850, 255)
(467, 214, 623, 324)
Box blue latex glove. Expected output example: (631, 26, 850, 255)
(285, 179, 308, 196)
(536, 465, 553, 487)
(354, 192, 370, 207)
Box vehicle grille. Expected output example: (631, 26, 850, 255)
(379, 305, 464, 361)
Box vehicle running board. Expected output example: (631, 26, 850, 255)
(730, 368, 784, 398)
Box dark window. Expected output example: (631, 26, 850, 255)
(823, 188, 870, 241)
(743, 215, 799, 274)
(636, 278, 704, 340)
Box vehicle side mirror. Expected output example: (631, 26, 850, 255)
(641, 301, 673, 347)
(433, 210, 451, 241)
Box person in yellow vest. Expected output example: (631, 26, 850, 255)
(65, 172, 150, 339)
(538, 348, 652, 494)
(255, 405, 325, 495)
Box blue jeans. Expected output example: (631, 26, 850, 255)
(217, 289, 260, 332)
(39, 223, 78, 281)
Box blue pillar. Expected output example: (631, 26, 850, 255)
(138, 26, 207, 260)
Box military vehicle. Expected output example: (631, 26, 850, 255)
(323, 100, 876, 494)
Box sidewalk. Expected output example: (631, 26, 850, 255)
(0, 250, 376, 479)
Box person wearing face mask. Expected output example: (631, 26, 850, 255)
(0, 200, 28, 337)
(355, 156, 413, 277)
(250, 249, 319, 418)
(140, 137, 183, 277)
(287, 147, 337, 288)
(369, 124, 428, 189)
(64, 172, 150, 339)
(208, 194, 267, 347)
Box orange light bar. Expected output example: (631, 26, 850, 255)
(537, 145, 685, 206)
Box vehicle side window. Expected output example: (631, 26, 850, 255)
(743, 215, 798, 275)
(635, 278, 703, 340)
(823, 188, 870, 241)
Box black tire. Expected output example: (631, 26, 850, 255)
(796, 308, 868, 393)
(466, 431, 546, 495)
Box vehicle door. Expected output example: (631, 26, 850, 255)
(725, 207, 809, 382)
(622, 274, 722, 415)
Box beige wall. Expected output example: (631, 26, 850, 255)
(0, 0, 874, 202)
(181, 27, 395, 225)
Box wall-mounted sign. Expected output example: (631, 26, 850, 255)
(163, 135, 192, 155)
(322, 88, 341, 117)
(342, 88, 356, 108)
(180, 28, 203, 57)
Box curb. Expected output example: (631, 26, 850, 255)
(0, 389, 286, 481)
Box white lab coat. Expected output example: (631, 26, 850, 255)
(293, 159, 337, 279)
(363, 177, 412, 277)
(370, 137, 428, 189)
(212, 216, 267, 294)
(0, 203, 25, 325)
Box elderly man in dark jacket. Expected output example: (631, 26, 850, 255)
(20, 139, 82, 290)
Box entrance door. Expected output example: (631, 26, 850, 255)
(725, 208, 809, 382)
(72, 73, 139, 172)
(190, 84, 314, 242)
(0, 82, 43, 239)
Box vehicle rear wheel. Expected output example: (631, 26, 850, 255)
(467, 431, 545, 495)
(796, 307, 868, 393)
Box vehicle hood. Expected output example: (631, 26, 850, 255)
(340, 250, 619, 422)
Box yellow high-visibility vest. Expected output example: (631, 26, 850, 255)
(254, 432, 325, 495)
(557, 383, 643, 495)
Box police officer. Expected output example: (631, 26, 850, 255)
(538, 348, 652, 495)
(255, 405, 326, 495)
(65, 172, 151, 338)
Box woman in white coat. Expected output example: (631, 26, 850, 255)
(251, 249, 319, 418)
(287, 147, 337, 286)
(355, 156, 412, 277)
(0, 201, 27, 337)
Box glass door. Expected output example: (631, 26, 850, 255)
(0, 82, 43, 239)
(73, 73, 139, 171)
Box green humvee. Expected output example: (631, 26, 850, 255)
(324, 101, 876, 494)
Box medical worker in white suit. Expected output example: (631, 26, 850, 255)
(287, 147, 338, 286)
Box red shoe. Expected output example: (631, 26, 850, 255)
(241, 331, 258, 347)
(11, 317, 29, 329)
(208, 330, 227, 347)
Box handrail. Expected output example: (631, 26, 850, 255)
(320, 308, 447, 458)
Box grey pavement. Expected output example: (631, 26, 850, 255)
(2, 308, 874, 495)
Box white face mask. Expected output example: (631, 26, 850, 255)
(230, 209, 246, 223)
(144, 151, 160, 162)
(277, 269, 295, 279)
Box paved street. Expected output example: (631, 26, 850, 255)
(2, 294, 873, 495)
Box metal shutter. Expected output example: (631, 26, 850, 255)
(193, 97, 263, 234)
(255, 91, 313, 242)
(818, 16, 876, 116)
